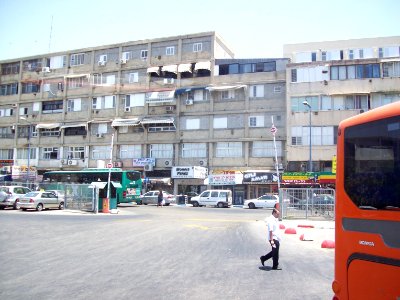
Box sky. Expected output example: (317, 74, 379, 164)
(0, 0, 399, 61)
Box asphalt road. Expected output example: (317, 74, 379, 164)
(0, 205, 334, 300)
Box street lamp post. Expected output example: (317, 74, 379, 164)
(19, 117, 31, 183)
(302, 101, 312, 172)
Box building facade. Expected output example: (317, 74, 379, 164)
(0, 32, 288, 204)
(284, 36, 400, 185)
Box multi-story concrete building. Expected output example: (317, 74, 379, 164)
(284, 36, 400, 184)
(0, 32, 288, 204)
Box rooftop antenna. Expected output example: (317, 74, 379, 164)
(48, 15, 53, 53)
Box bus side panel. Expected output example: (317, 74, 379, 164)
(348, 259, 400, 299)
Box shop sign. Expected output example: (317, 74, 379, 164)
(242, 171, 279, 184)
(208, 174, 236, 185)
(282, 172, 316, 184)
(172, 166, 208, 179)
(133, 158, 155, 167)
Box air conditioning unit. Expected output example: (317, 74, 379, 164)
(96, 133, 104, 138)
(67, 159, 77, 166)
(120, 59, 127, 64)
(165, 106, 174, 112)
(124, 107, 131, 112)
(199, 159, 207, 167)
(163, 78, 174, 84)
(113, 161, 123, 168)
(164, 159, 172, 167)
(42, 67, 50, 73)
(60, 159, 66, 165)
(144, 164, 153, 171)
(98, 61, 106, 66)
(185, 99, 194, 105)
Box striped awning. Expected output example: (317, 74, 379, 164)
(111, 118, 140, 127)
(60, 123, 87, 129)
(140, 117, 174, 125)
(35, 123, 61, 129)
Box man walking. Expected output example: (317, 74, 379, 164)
(260, 208, 282, 270)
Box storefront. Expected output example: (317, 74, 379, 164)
(242, 170, 280, 199)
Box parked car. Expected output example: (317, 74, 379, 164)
(45, 190, 65, 198)
(0, 186, 31, 210)
(190, 190, 232, 208)
(140, 191, 176, 206)
(243, 194, 279, 209)
(18, 191, 64, 211)
(298, 194, 335, 210)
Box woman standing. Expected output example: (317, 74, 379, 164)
(157, 189, 163, 207)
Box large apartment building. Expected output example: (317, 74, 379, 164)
(284, 36, 400, 183)
(0, 32, 288, 204)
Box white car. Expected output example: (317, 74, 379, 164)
(0, 186, 32, 210)
(243, 194, 279, 209)
(18, 191, 64, 211)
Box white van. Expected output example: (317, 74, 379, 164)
(190, 190, 232, 208)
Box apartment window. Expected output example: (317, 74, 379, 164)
(17, 148, 36, 159)
(249, 116, 264, 127)
(214, 117, 227, 129)
(17, 126, 30, 138)
(311, 52, 317, 62)
(0, 127, 14, 138)
(121, 51, 131, 61)
(92, 146, 109, 160)
(221, 90, 234, 100)
(99, 54, 107, 63)
(291, 69, 297, 82)
(49, 55, 66, 69)
(92, 96, 116, 109)
(21, 82, 40, 94)
(120, 145, 141, 159)
(65, 125, 86, 136)
(0, 149, 13, 159)
(141, 50, 148, 60)
(291, 126, 336, 146)
(379, 46, 400, 58)
(67, 98, 82, 112)
(321, 51, 327, 61)
(0, 83, 18, 96)
(240, 64, 255, 73)
(252, 141, 282, 157)
(150, 144, 173, 158)
(186, 119, 200, 130)
(41, 128, 60, 137)
(264, 61, 276, 72)
(70, 53, 85, 66)
(96, 123, 108, 135)
(193, 43, 202, 52)
(43, 100, 63, 113)
(216, 142, 242, 157)
(166, 47, 175, 56)
(42, 147, 59, 160)
(65, 147, 84, 159)
(229, 64, 239, 74)
(1, 62, 20, 75)
(249, 85, 264, 98)
(0, 108, 13, 117)
(128, 72, 139, 83)
(345, 95, 369, 110)
(383, 62, 400, 77)
(125, 93, 145, 107)
(291, 96, 318, 112)
(68, 77, 85, 88)
(273, 86, 282, 93)
(182, 143, 206, 158)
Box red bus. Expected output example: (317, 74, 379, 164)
(333, 102, 400, 299)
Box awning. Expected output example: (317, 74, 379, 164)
(111, 181, 122, 188)
(111, 118, 140, 127)
(162, 65, 178, 74)
(89, 182, 107, 189)
(206, 85, 247, 91)
(64, 74, 90, 79)
(175, 86, 207, 95)
(35, 123, 61, 129)
(60, 123, 88, 130)
(140, 117, 174, 125)
(146, 90, 175, 103)
(194, 61, 211, 71)
(147, 66, 160, 74)
(88, 120, 112, 124)
(178, 63, 192, 73)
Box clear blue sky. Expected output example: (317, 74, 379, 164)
(0, 0, 398, 61)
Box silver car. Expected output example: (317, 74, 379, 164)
(0, 186, 32, 210)
(18, 191, 64, 211)
(243, 194, 279, 209)
(140, 191, 176, 206)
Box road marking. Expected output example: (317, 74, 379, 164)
(185, 218, 255, 223)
